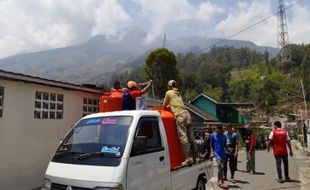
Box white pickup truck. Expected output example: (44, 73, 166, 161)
(42, 110, 213, 190)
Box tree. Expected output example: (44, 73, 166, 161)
(203, 85, 223, 101)
(256, 79, 278, 115)
(145, 48, 180, 98)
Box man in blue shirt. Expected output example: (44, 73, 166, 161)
(211, 125, 228, 189)
(224, 125, 238, 183)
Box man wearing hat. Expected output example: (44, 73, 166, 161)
(163, 80, 195, 165)
(122, 80, 152, 110)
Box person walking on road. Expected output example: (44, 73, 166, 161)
(224, 125, 238, 183)
(246, 127, 256, 174)
(201, 124, 212, 159)
(163, 80, 195, 165)
(268, 121, 293, 183)
(211, 125, 229, 189)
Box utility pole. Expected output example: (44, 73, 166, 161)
(301, 80, 308, 151)
(302, 47, 309, 121)
(300, 46, 310, 151)
(163, 33, 166, 48)
(277, 0, 291, 73)
(300, 80, 308, 150)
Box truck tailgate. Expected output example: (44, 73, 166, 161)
(171, 160, 213, 190)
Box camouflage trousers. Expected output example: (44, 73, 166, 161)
(175, 110, 195, 159)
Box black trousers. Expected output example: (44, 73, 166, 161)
(224, 154, 237, 179)
(275, 155, 289, 179)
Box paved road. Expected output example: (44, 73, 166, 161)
(206, 142, 310, 190)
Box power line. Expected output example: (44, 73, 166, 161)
(194, 0, 305, 55)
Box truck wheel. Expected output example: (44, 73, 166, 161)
(196, 177, 206, 190)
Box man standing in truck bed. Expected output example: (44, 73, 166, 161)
(122, 80, 152, 110)
(163, 80, 195, 165)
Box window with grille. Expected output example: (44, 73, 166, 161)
(0, 86, 3, 118)
(34, 91, 64, 119)
(83, 98, 99, 116)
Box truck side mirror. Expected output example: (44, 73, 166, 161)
(132, 136, 147, 153)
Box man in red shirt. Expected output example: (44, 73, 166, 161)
(246, 128, 256, 174)
(122, 80, 152, 110)
(268, 121, 293, 183)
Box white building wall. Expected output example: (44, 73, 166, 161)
(0, 79, 101, 190)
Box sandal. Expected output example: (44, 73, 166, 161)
(230, 179, 236, 184)
(220, 183, 229, 189)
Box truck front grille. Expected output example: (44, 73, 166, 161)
(51, 183, 93, 190)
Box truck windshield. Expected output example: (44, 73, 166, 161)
(52, 116, 132, 166)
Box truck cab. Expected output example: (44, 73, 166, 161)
(43, 110, 212, 190)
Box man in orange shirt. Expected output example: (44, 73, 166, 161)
(268, 121, 293, 183)
(122, 80, 152, 110)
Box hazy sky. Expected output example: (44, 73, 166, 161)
(0, 0, 309, 58)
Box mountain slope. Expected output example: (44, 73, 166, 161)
(0, 27, 148, 84)
(0, 30, 278, 84)
(171, 36, 278, 55)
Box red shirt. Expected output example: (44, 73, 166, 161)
(130, 90, 142, 99)
(269, 129, 290, 156)
(249, 133, 256, 152)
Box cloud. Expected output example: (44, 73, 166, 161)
(288, 4, 310, 44)
(0, 0, 309, 58)
(196, 1, 224, 22)
(213, 0, 278, 47)
(131, 0, 223, 43)
(0, 0, 131, 58)
(213, 0, 310, 47)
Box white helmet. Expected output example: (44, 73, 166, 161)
(168, 80, 177, 87)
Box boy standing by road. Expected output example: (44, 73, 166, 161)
(268, 121, 293, 183)
(224, 125, 238, 183)
(211, 125, 228, 189)
(246, 127, 256, 174)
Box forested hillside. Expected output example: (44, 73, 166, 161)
(111, 44, 310, 116)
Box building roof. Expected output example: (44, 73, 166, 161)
(190, 93, 218, 104)
(185, 103, 218, 121)
(191, 93, 254, 108)
(218, 102, 255, 108)
(0, 69, 105, 94)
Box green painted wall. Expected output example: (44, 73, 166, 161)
(192, 97, 217, 118)
(192, 95, 249, 125)
(217, 106, 248, 124)
(238, 114, 248, 124)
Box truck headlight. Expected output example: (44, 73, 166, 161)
(42, 178, 51, 190)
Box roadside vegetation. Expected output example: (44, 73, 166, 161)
(110, 44, 310, 117)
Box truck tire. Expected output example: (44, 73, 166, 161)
(196, 177, 206, 190)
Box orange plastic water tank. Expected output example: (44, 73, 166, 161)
(153, 108, 186, 169)
(99, 90, 124, 112)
